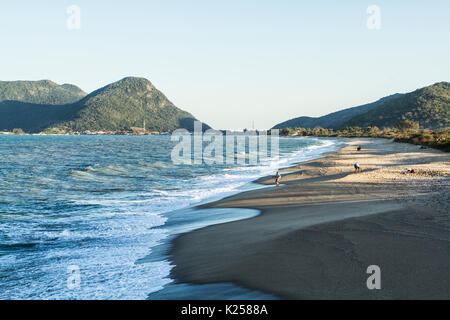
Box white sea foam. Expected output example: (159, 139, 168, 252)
(0, 136, 340, 300)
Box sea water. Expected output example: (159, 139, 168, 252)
(0, 135, 339, 299)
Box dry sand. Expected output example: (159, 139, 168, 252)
(170, 138, 450, 299)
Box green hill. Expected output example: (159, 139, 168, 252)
(273, 94, 402, 130)
(273, 82, 449, 130)
(341, 82, 450, 129)
(0, 77, 209, 133)
(0, 80, 86, 105)
(56, 77, 207, 133)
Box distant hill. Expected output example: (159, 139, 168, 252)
(273, 94, 402, 130)
(54, 77, 208, 133)
(0, 101, 81, 133)
(273, 82, 450, 130)
(0, 80, 86, 105)
(342, 82, 450, 129)
(0, 77, 209, 133)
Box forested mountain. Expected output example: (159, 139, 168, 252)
(0, 80, 86, 105)
(0, 77, 209, 133)
(273, 94, 402, 130)
(341, 82, 449, 129)
(273, 82, 449, 130)
(54, 77, 208, 133)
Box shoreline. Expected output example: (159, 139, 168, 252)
(145, 137, 340, 300)
(169, 138, 450, 299)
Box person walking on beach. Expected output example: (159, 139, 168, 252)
(275, 170, 282, 186)
(354, 162, 361, 173)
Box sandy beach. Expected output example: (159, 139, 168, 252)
(170, 138, 450, 299)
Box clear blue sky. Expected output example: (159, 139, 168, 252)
(1, 0, 449, 129)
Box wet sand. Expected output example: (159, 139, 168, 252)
(170, 138, 450, 299)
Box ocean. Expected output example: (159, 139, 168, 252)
(0, 134, 339, 299)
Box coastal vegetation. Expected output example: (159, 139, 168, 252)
(12, 128, 25, 135)
(273, 82, 449, 151)
(279, 121, 450, 152)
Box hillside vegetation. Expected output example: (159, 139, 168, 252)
(273, 94, 402, 129)
(274, 82, 449, 130)
(0, 80, 86, 105)
(55, 77, 205, 133)
(0, 77, 208, 133)
(0, 101, 80, 133)
(342, 82, 450, 129)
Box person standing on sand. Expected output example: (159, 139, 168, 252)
(354, 162, 361, 173)
(275, 170, 282, 186)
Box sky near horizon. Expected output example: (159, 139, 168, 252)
(1, 1, 449, 129)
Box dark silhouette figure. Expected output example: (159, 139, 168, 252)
(275, 170, 282, 186)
